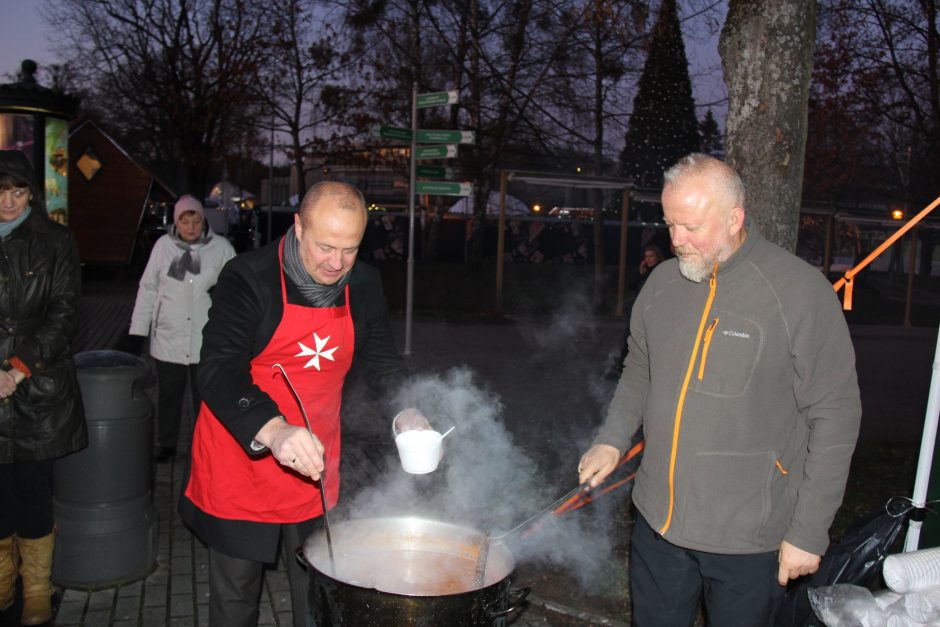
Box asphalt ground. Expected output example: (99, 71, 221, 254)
(1, 277, 936, 626)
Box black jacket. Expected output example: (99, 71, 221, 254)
(181, 238, 405, 561)
(0, 152, 86, 462)
(196, 238, 405, 451)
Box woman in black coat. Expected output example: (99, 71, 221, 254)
(0, 150, 87, 625)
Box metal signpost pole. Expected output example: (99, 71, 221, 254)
(495, 170, 508, 312)
(404, 83, 417, 356)
(267, 107, 274, 247)
(400, 88, 462, 354)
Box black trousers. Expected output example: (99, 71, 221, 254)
(152, 359, 200, 450)
(0, 460, 54, 539)
(630, 513, 784, 627)
(208, 522, 316, 627)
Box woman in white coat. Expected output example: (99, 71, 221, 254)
(129, 195, 236, 463)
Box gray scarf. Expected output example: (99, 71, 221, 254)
(282, 225, 351, 307)
(167, 228, 209, 280)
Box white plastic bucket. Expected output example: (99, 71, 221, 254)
(394, 430, 443, 474)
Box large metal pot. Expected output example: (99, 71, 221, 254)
(302, 516, 529, 626)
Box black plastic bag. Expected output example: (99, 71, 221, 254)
(775, 496, 917, 627)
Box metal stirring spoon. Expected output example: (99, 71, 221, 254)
(272, 363, 334, 570)
(472, 482, 589, 587)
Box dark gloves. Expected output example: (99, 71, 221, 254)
(115, 333, 146, 356)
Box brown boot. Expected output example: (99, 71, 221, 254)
(17, 532, 54, 625)
(0, 535, 15, 611)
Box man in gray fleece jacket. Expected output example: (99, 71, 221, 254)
(579, 154, 861, 625)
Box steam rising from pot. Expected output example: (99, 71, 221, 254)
(341, 366, 627, 589)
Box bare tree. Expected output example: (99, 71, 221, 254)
(802, 11, 887, 204)
(258, 0, 378, 192)
(814, 0, 939, 209)
(720, 0, 816, 251)
(333, 0, 460, 200)
(45, 0, 274, 196)
(458, 0, 575, 262)
(342, 0, 583, 262)
(533, 0, 647, 308)
(342, 0, 455, 125)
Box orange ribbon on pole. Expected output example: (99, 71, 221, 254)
(833, 195, 940, 310)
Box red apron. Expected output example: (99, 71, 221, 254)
(185, 241, 353, 523)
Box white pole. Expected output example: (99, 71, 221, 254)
(904, 325, 940, 551)
(404, 83, 417, 356)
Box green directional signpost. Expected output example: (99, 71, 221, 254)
(416, 90, 458, 109)
(402, 86, 471, 355)
(415, 181, 472, 196)
(415, 129, 475, 145)
(416, 165, 454, 179)
(415, 144, 458, 160)
(376, 125, 412, 141)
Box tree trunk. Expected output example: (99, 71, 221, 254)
(719, 1, 816, 252)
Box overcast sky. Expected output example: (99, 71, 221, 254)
(0, 0, 53, 74)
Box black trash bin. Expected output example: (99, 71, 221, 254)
(52, 350, 157, 588)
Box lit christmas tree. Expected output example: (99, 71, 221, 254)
(620, 0, 701, 190)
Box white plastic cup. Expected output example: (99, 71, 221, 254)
(394, 429, 444, 474)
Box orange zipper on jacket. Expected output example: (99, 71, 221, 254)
(659, 265, 718, 536)
(697, 318, 720, 380)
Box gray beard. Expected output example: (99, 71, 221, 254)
(677, 240, 735, 283)
(678, 257, 711, 283)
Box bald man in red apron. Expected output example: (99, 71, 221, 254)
(180, 182, 420, 626)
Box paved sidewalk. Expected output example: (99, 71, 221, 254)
(49, 403, 625, 627)
(52, 406, 294, 627)
(43, 279, 307, 626)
